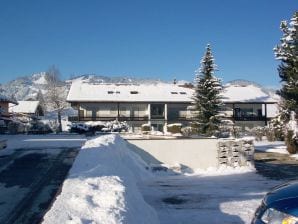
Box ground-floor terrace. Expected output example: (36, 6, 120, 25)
(68, 101, 277, 131)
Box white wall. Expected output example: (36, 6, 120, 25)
(126, 138, 219, 170)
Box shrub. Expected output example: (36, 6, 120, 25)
(252, 126, 265, 141)
(232, 126, 242, 138)
(167, 123, 182, 134)
(181, 126, 193, 137)
(7, 121, 25, 134)
(286, 130, 298, 154)
(141, 124, 151, 133)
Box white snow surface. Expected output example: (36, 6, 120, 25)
(254, 140, 289, 154)
(67, 81, 193, 102)
(67, 80, 279, 105)
(0, 134, 86, 156)
(9, 101, 40, 114)
(33, 74, 47, 85)
(222, 84, 279, 102)
(42, 134, 159, 224)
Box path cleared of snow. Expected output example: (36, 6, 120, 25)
(42, 134, 159, 224)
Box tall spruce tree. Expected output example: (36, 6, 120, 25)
(193, 44, 223, 136)
(274, 12, 298, 153)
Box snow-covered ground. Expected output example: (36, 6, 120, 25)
(42, 134, 159, 224)
(254, 140, 288, 154)
(1, 134, 291, 223)
(0, 134, 86, 156)
(141, 169, 281, 224)
(40, 135, 288, 224)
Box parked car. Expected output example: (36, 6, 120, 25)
(252, 181, 298, 224)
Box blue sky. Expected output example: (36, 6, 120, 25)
(0, 1, 296, 87)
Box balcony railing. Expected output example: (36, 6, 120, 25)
(233, 116, 266, 121)
(68, 116, 149, 122)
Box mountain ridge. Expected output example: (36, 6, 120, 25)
(0, 72, 278, 101)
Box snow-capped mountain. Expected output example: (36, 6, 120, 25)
(0, 73, 278, 103)
(0, 73, 169, 101)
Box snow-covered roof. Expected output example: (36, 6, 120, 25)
(67, 81, 280, 104)
(0, 94, 18, 104)
(67, 81, 193, 103)
(9, 101, 40, 114)
(222, 84, 279, 103)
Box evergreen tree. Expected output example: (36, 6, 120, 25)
(274, 12, 298, 153)
(274, 12, 298, 119)
(193, 44, 223, 136)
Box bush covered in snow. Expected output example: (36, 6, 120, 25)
(181, 126, 195, 137)
(141, 123, 151, 134)
(167, 123, 182, 134)
(28, 119, 52, 134)
(251, 126, 264, 141)
(69, 120, 129, 134)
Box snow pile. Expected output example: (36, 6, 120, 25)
(42, 134, 159, 224)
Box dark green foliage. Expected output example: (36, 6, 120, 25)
(193, 44, 223, 136)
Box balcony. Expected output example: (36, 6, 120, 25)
(68, 116, 149, 122)
(233, 116, 267, 121)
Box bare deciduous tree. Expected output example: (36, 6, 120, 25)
(45, 65, 67, 132)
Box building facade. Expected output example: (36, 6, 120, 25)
(67, 81, 279, 131)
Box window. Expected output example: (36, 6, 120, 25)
(179, 92, 187, 95)
(171, 92, 178, 94)
(130, 91, 138, 94)
(108, 91, 114, 94)
(116, 91, 120, 94)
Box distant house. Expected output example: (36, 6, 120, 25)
(67, 81, 279, 131)
(0, 94, 18, 131)
(9, 101, 44, 119)
(0, 94, 18, 117)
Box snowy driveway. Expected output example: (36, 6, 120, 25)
(0, 147, 79, 224)
(140, 170, 281, 224)
(0, 135, 85, 224)
(139, 141, 298, 224)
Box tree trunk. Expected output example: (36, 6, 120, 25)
(57, 110, 62, 133)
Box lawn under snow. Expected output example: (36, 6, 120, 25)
(41, 135, 287, 224)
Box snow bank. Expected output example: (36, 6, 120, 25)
(42, 134, 159, 224)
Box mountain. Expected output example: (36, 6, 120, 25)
(0, 73, 278, 103)
(0, 73, 170, 101)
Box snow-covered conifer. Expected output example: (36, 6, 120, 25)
(274, 12, 298, 153)
(193, 44, 223, 136)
